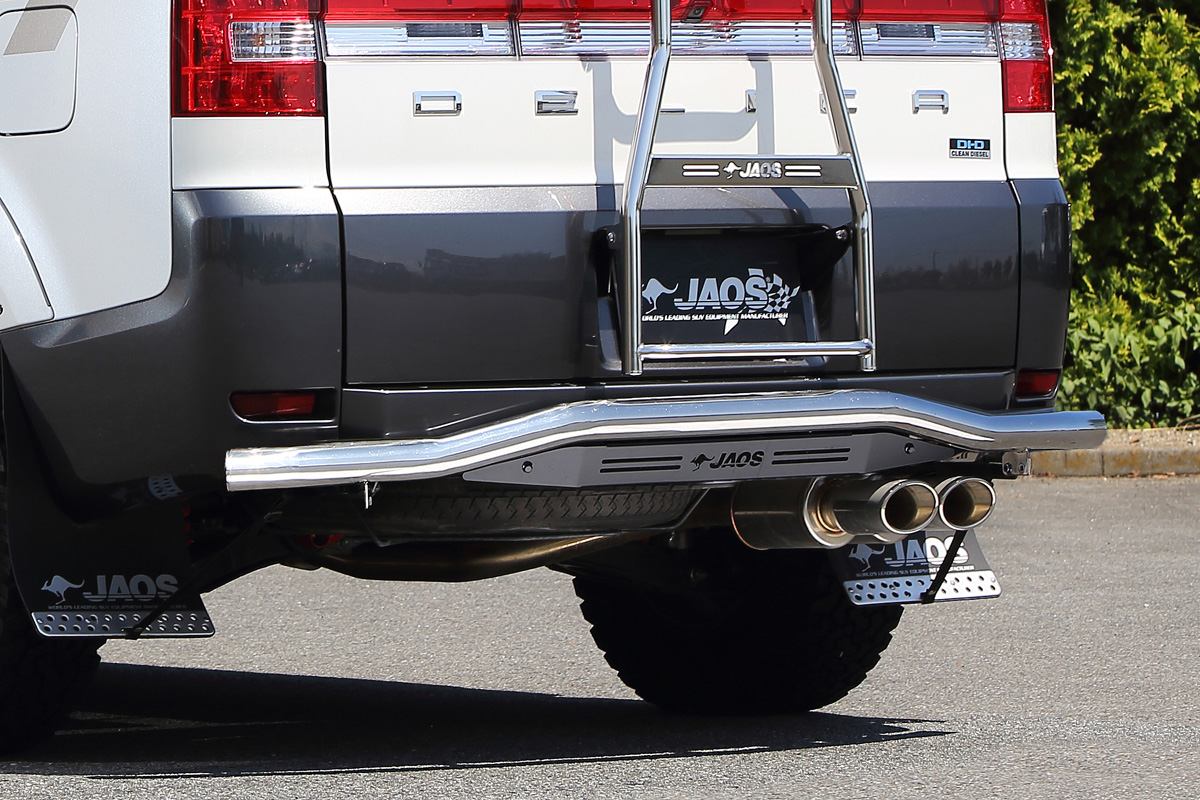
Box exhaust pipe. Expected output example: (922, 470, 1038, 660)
(934, 477, 996, 530)
(732, 477, 939, 550)
(813, 477, 939, 542)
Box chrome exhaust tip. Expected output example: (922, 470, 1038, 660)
(935, 477, 996, 530)
(731, 477, 939, 550)
(813, 477, 939, 542)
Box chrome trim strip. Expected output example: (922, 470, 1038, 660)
(226, 391, 1107, 491)
(639, 341, 872, 359)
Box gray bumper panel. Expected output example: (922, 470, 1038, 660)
(225, 390, 1106, 491)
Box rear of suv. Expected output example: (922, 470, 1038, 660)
(0, 0, 1102, 749)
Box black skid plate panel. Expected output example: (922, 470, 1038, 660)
(463, 433, 954, 488)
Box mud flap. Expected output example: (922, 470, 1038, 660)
(827, 530, 1001, 606)
(4, 376, 213, 639)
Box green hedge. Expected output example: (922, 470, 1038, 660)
(1052, 1, 1200, 426)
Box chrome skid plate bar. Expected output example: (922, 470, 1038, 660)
(226, 391, 1106, 491)
(620, 0, 874, 374)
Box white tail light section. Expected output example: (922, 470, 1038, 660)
(318, 0, 1053, 110)
(519, 20, 857, 56)
(324, 0, 860, 56)
(325, 22, 515, 56)
(858, 22, 996, 57)
(229, 20, 318, 61)
(519, 20, 856, 56)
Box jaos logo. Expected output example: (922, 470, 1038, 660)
(646, 268, 801, 334)
(884, 537, 970, 569)
(724, 160, 784, 179)
(82, 574, 179, 602)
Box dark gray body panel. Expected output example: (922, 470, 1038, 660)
(341, 182, 1020, 384)
(0, 189, 343, 490)
(0, 179, 1069, 494)
(1012, 179, 1072, 373)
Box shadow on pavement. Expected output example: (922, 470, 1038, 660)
(5, 663, 953, 778)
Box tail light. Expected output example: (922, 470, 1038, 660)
(998, 0, 1053, 112)
(230, 390, 322, 421)
(858, 0, 998, 57)
(181, 0, 1054, 112)
(174, 0, 323, 116)
(1015, 369, 1060, 399)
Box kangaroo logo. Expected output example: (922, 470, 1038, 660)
(41, 576, 84, 605)
(641, 278, 678, 313)
(691, 454, 714, 471)
(848, 544, 886, 569)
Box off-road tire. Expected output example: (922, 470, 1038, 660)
(574, 544, 903, 714)
(0, 473, 101, 752)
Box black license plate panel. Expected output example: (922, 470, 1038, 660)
(638, 227, 845, 347)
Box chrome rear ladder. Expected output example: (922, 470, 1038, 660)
(620, 0, 875, 375)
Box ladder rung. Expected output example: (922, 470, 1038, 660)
(648, 155, 858, 189)
(640, 341, 874, 360)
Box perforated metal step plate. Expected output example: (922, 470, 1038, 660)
(33, 606, 214, 638)
(828, 529, 1001, 606)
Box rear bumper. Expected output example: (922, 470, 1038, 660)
(226, 389, 1106, 491)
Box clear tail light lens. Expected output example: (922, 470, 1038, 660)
(228, 20, 319, 61)
(858, 21, 997, 56)
(520, 19, 856, 56)
(324, 21, 515, 56)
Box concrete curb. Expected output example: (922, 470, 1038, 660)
(1032, 429, 1200, 477)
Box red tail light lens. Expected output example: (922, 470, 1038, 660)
(858, 0, 995, 21)
(717, 0, 856, 20)
(1015, 369, 1060, 398)
(326, 0, 512, 21)
(174, 0, 323, 116)
(230, 391, 320, 421)
(517, 0, 682, 21)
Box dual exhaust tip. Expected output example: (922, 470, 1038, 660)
(733, 475, 995, 550)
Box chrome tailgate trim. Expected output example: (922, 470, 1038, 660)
(226, 390, 1106, 491)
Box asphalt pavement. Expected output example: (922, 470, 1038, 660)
(2, 477, 1198, 799)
